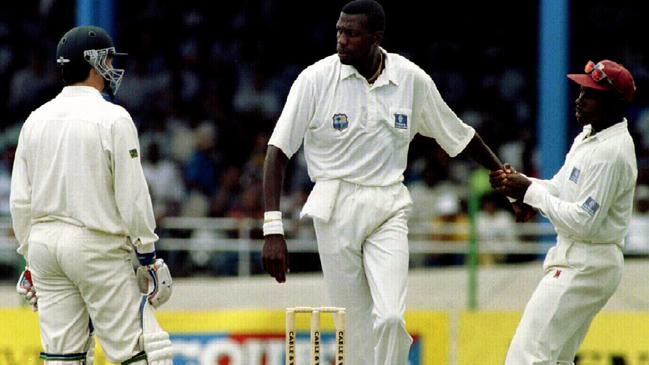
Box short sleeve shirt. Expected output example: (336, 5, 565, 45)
(268, 49, 475, 186)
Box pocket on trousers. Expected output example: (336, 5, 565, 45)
(542, 242, 573, 272)
(542, 246, 557, 273)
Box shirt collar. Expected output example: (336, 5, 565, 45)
(584, 119, 628, 142)
(339, 47, 399, 86)
(59, 86, 103, 97)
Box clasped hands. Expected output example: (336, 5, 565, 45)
(490, 164, 536, 222)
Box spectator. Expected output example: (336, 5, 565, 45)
(226, 181, 264, 220)
(184, 122, 221, 197)
(0, 145, 15, 217)
(408, 157, 465, 226)
(429, 193, 470, 266)
(8, 48, 56, 116)
(234, 61, 281, 121)
(142, 142, 185, 220)
(210, 166, 242, 217)
(476, 192, 517, 265)
(116, 57, 171, 123)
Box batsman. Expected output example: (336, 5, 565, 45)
(11, 26, 173, 364)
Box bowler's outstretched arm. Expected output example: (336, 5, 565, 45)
(461, 132, 503, 171)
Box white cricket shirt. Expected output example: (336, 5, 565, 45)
(10, 86, 158, 257)
(268, 49, 475, 187)
(524, 120, 637, 246)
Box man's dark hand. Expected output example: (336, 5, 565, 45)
(511, 201, 536, 222)
(490, 164, 531, 200)
(262, 234, 289, 283)
(500, 171, 532, 200)
(489, 168, 508, 193)
(489, 163, 517, 193)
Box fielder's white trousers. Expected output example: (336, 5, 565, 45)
(27, 221, 147, 363)
(313, 181, 413, 365)
(505, 238, 624, 365)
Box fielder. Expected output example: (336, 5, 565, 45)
(491, 59, 637, 365)
(261, 1, 503, 364)
(11, 25, 173, 365)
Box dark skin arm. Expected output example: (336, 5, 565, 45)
(489, 165, 537, 222)
(262, 145, 290, 283)
(510, 201, 537, 222)
(461, 132, 503, 171)
(462, 134, 536, 222)
(489, 166, 532, 201)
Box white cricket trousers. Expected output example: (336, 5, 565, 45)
(313, 181, 413, 365)
(505, 238, 624, 365)
(27, 221, 146, 363)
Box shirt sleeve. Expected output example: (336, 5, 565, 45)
(268, 70, 316, 158)
(528, 163, 568, 197)
(528, 135, 583, 197)
(9, 126, 32, 257)
(415, 74, 475, 157)
(523, 159, 623, 240)
(111, 116, 158, 252)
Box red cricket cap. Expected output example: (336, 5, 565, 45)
(567, 59, 636, 102)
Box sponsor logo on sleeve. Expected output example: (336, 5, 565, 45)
(569, 167, 581, 183)
(581, 197, 600, 216)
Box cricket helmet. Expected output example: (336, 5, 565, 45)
(56, 25, 127, 96)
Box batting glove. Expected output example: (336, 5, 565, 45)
(16, 268, 38, 311)
(136, 258, 173, 308)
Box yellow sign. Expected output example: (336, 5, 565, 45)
(0, 308, 41, 365)
(4, 309, 647, 365)
(459, 311, 649, 365)
(0, 309, 448, 365)
(459, 311, 520, 365)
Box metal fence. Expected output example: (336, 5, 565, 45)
(0, 217, 647, 277)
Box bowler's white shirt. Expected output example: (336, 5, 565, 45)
(524, 120, 637, 247)
(10, 86, 158, 256)
(269, 50, 475, 187)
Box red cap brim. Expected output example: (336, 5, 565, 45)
(566, 74, 613, 92)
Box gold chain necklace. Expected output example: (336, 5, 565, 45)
(367, 53, 384, 84)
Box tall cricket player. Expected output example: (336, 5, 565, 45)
(11, 25, 174, 364)
(262, 1, 504, 363)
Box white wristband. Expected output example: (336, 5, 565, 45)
(263, 220, 284, 236)
(264, 211, 284, 236)
(264, 211, 282, 221)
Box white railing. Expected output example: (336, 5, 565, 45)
(0, 217, 646, 277)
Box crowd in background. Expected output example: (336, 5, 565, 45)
(1, 1, 649, 277)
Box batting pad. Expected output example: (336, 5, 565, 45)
(138, 297, 173, 364)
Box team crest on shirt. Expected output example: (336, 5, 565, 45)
(394, 113, 408, 129)
(569, 167, 580, 183)
(332, 113, 349, 131)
